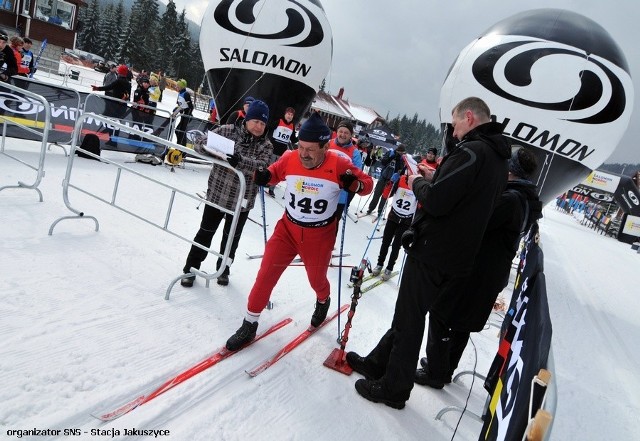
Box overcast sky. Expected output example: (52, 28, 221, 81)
(165, 0, 639, 165)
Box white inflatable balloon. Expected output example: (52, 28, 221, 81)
(440, 9, 634, 203)
(200, 0, 333, 126)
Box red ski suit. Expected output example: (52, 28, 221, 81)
(247, 149, 373, 313)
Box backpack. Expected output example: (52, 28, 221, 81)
(506, 188, 543, 235)
(75, 134, 101, 160)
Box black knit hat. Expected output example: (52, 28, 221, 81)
(336, 120, 354, 134)
(427, 147, 438, 155)
(509, 148, 537, 178)
(298, 113, 331, 143)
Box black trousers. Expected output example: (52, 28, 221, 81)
(175, 116, 190, 146)
(183, 203, 249, 274)
(424, 315, 470, 380)
(363, 256, 453, 396)
(376, 219, 409, 271)
(367, 178, 389, 215)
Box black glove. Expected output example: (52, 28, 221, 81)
(226, 152, 242, 168)
(254, 167, 272, 186)
(340, 172, 362, 193)
(401, 228, 415, 250)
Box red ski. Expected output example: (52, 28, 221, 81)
(246, 304, 349, 377)
(93, 318, 292, 421)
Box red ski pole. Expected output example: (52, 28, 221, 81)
(323, 258, 370, 374)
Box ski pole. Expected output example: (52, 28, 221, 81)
(336, 207, 348, 339)
(259, 186, 273, 310)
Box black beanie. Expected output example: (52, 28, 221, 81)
(298, 113, 331, 143)
(336, 120, 354, 134)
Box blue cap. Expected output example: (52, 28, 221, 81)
(245, 100, 269, 124)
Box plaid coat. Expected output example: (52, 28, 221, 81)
(195, 124, 273, 212)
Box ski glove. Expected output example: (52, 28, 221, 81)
(254, 167, 272, 186)
(340, 172, 363, 193)
(226, 152, 242, 168)
(391, 172, 400, 183)
(91, 85, 98, 91)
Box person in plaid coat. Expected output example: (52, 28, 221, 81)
(181, 100, 273, 287)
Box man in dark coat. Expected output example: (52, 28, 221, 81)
(347, 97, 511, 410)
(366, 144, 406, 218)
(0, 32, 18, 83)
(415, 147, 542, 388)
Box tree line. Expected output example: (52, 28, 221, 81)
(387, 113, 442, 157)
(76, 0, 204, 90)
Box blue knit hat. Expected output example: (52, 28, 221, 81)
(244, 96, 255, 105)
(244, 100, 269, 124)
(298, 113, 331, 143)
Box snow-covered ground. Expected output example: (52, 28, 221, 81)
(1, 65, 639, 440)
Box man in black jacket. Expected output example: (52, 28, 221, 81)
(0, 32, 18, 83)
(347, 97, 511, 409)
(366, 144, 406, 218)
(415, 147, 542, 388)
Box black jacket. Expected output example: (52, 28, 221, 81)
(431, 179, 541, 331)
(0, 45, 18, 81)
(408, 122, 511, 277)
(95, 76, 131, 101)
(379, 148, 405, 180)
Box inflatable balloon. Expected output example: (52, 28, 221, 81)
(200, 0, 332, 127)
(440, 9, 634, 203)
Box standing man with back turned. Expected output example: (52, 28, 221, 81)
(346, 97, 511, 409)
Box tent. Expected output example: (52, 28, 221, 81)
(360, 125, 401, 150)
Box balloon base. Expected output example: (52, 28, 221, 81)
(323, 348, 353, 375)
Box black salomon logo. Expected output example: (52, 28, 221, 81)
(214, 0, 324, 48)
(472, 40, 626, 124)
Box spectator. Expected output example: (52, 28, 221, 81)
(366, 144, 406, 219)
(102, 62, 118, 91)
(148, 73, 160, 111)
(92, 64, 131, 102)
(181, 100, 273, 288)
(416, 147, 542, 389)
(226, 96, 254, 126)
(420, 147, 439, 170)
(329, 120, 362, 218)
(224, 113, 373, 351)
(20, 37, 34, 77)
(173, 79, 194, 147)
(157, 70, 167, 102)
(91, 64, 131, 136)
(267, 106, 297, 196)
(9, 37, 28, 77)
(346, 97, 511, 410)
(0, 32, 18, 82)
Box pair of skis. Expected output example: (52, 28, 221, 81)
(347, 270, 399, 290)
(93, 305, 347, 421)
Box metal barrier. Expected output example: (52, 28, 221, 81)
(48, 113, 246, 300)
(0, 81, 52, 201)
(10, 76, 83, 157)
(83, 93, 175, 146)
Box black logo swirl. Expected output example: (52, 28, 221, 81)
(214, 0, 324, 48)
(472, 40, 627, 124)
(0, 92, 44, 114)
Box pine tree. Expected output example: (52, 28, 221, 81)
(100, 1, 126, 62)
(77, 0, 101, 53)
(172, 10, 192, 80)
(158, 0, 179, 76)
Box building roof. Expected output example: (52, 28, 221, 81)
(312, 91, 351, 119)
(312, 90, 383, 125)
